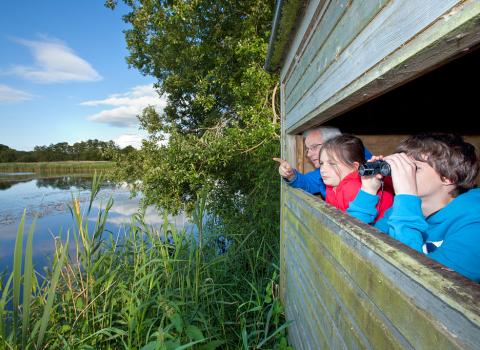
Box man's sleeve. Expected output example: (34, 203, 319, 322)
(285, 168, 326, 198)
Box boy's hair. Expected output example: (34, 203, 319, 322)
(319, 134, 365, 167)
(395, 133, 479, 197)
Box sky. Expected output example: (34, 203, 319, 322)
(0, 1, 166, 150)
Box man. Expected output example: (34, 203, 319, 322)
(273, 127, 371, 198)
(347, 133, 480, 282)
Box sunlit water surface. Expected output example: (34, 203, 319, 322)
(0, 174, 192, 274)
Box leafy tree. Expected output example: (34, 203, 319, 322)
(0, 144, 16, 162)
(107, 4, 288, 345)
(1, 141, 124, 162)
(110, 0, 280, 240)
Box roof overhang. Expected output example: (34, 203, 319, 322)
(264, 0, 307, 72)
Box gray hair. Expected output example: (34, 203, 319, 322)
(303, 126, 341, 141)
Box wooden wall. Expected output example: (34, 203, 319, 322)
(282, 187, 480, 349)
(280, 0, 480, 134)
(277, 1, 480, 348)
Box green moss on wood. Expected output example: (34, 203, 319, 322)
(267, 0, 305, 71)
(282, 188, 480, 349)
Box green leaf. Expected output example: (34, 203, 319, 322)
(169, 313, 183, 333)
(60, 325, 72, 334)
(22, 216, 37, 348)
(185, 325, 204, 341)
(36, 232, 69, 349)
(141, 341, 161, 350)
(165, 340, 180, 350)
(198, 340, 226, 350)
(13, 209, 26, 343)
(76, 297, 84, 309)
(0, 274, 13, 339)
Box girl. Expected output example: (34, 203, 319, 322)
(319, 134, 393, 220)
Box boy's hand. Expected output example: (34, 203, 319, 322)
(360, 155, 384, 195)
(273, 158, 295, 181)
(384, 153, 418, 195)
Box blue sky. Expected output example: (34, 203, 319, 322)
(0, 1, 166, 150)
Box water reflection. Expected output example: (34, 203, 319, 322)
(35, 176, 95, 190)
(0, 174, 191, 274)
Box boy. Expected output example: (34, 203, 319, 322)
(347, 133, 480, 282)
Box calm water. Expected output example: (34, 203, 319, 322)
(0, 174, 192, 274)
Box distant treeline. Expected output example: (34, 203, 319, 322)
(0, 140, 136, 162)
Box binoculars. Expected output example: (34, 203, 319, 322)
(358, 160, 391, 176)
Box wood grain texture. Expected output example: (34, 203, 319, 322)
(282, 188, 480, 349)
(283, 0, 480, 133)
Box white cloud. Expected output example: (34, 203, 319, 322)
(0, 84, 34, 103)
(115, 133, 144, 149)
(88, 195, 190, 227)
(8, 37, 102, 83)
(82, 84, 167, 127)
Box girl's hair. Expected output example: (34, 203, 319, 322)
(395, 133, 479, 197)
(319, 134, 365, 167)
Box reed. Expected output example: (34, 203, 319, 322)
(21, 216, 37, 349)
(0, 161, 114, 175)
(0, 176, 291, 349)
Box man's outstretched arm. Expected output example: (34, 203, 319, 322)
(287, 168, 326, 198)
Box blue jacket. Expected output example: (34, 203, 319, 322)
(286, 168, 326, 198)
(285, 148, 372, 198)
(347, 188, 480, 282)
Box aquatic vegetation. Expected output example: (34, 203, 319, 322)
(0, 173, 291, 349)
(0, 161, 115, 177)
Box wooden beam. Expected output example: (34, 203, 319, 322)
(285, 0, 480, 133)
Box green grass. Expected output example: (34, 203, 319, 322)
(0, 173, 292, 349)
(0, 161, 115, 175)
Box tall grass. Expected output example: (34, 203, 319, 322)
(0, 173, 291, 349)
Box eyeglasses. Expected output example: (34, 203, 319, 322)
(305, 143, 322, 152)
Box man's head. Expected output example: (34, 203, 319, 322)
(303, 127, 341, 168)
(395, 133, 479, 197)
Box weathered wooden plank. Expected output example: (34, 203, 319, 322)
(279, 193, 286, 303)
(284, 211, 409, 350)
(286, 0, 458, 126)
(284, 0, 351, 100)
(285, 260, 332, 350)
(286, 0, 389, 115)
(294, 135, 305, 173)
(285, 255, 341, 349)
(357, 135, 409, 156)
(284, 225, 376, 350)
(284, 296, 312, 349)
(285, 205, 452, 349)
(280, 0, 325, 82)
(284, 188, 480, 349)
(279, 80, 287, 303)
(286, 188, 480, 319)
(285, 0, 480, 132)
(285, 229, 358, 350)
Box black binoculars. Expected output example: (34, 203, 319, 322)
(358, 160, 391, 176)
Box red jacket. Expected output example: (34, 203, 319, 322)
(326, 171, 394, 221)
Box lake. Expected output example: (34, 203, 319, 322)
(0, 173, 193, 274)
